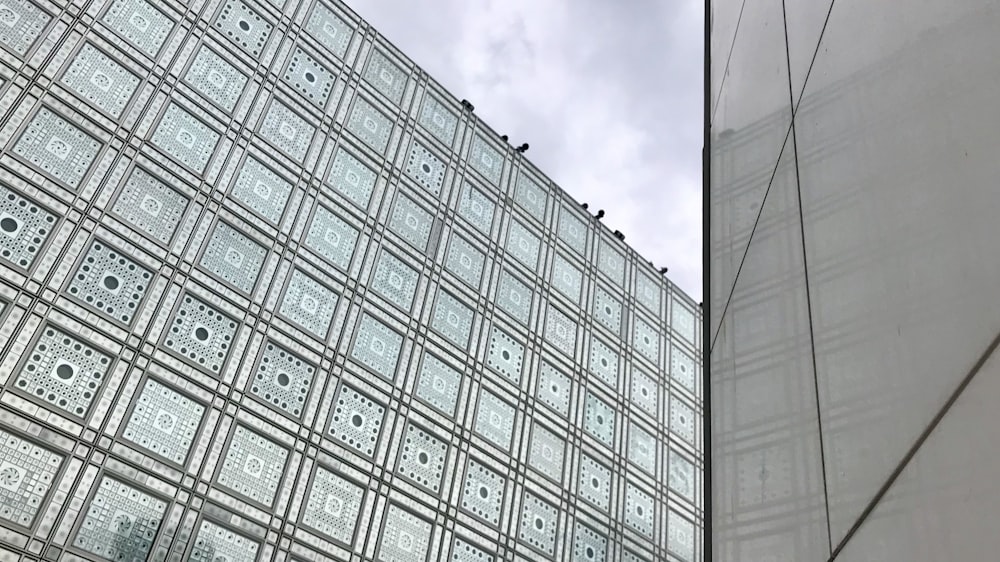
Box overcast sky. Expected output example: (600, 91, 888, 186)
(353, 0, 703, 301)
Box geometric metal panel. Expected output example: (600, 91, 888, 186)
(460, 458, 504, 527)
(0, 0, 50, 57)
(669, 397, 695, 445)
(456, 182, 495, 235)
(583, 391, 615, 448)
(349, 313, 403, 381)
(543, 305, 577, 358)
(370, 249, 419, 312)
(513, 174, 546, 223)
(635, 272, 661, 315)
(468, 136, 502, 187)
(404, 141, 445, 196)
(189, 519, 260, 562)
(301, 464, 364, 546)
(670, 347, 697, 394)
(231, 156, 292, 225)
(593, 286, 622, 334)
(259, 99, 315, 164)
(495, 269, 531, 325)
(536, 361, 571, 418)
(66, 239, 153, 325)
(506, 220, 539, 270)
(527, 422, 565, 483)
(0, 429, 62, 529)
(629, 369, 657, 418)
(414, 351, 461, 417)
(377, 504, 432, 562)
(122, 378, 205, 465)
(430, 290, 473, 348)
(597, 242, 624, 287)
(396, 422, 448, 495)
(632, 317, 659, 365)
(577, 454, 611, 513)
(451, 537, 495, 562)
(0, 183, 57, 270)
(557, 209, 587, 256)
(626, 422, 656, 476)
(161, 292, 239, 376)
(346, 97, 392, 155)
(623, 482, 654, 539)
(199, 220, 267, 294)
(572, 522, 608, 562)
(249, 340, 315, 420)
(304, 202, 359, 270)
(588, 338, 619, 389)
(667, 511, 695, 562)
(551, 254, 582, 304)
(101, 0, 174, 58)
(13, 325, 112, 419)
(388, 193, 433, 252)
(418, 95, 458, 147)
(518, 491, 558, 557)
(13, 107, 101, 190)
(329, 384, 385, 458)
(283, 46, 335, 108)
(185, 44, 248, 113)
(327, 147, 377, 210)
(111, 167, 189, 245)
(363, 49, 406, 105)
(486, 326, 524, 385)
(61, 43, 140, 119)
(213, 0, 273, 58)
(304, 2, 352, 60)
(444, 233, 485, 289)
(150, 103, 219, 175)
(278, 268, 338, 340)
(72, 477, 166, 561)
(216, 424, 289, 507)
(668, 449, 696, 502)
(473, 389, 514, 449)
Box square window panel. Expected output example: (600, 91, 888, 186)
(61, 43, 140, 118)
(627, 422, 656, 476)
(122, 378, 204, 465)
(473, 389, 513, 449)
(505, 220, 539, 270)
(370, 249, 419, 312)
(630, 369, 657, 418)
(551, 254, 582, 304)
(518, 492, 557, 557)
(670, 397, 696, 445)
(486, 327, 524, 385)
(431, 290, 474, 349)
(535, 361, 570, 418)
(624, 483, 654, 539)
(304, 2, 352, 60)
(418, 95, 457, 146)
(593, 286, 622, 334)
(231, 155, 292, 225)
(199, 220, 267, 294)
(672, 302, 697, 344)
(377, 504, 432, 562)
(364, 49, 406, 105)
(327, 147, 377, 210)
(249, 340, 315, 419)
(217, 424, 288, 507)
(577, 454, 611, 512)
(346, 97, 392, 155)
(0, 0, 50, 57)
(583, 391, 614, 448)
(468, 136, 501, 186)
(671, 347, 697, 394)
(632, 317, 659, 364)
(259, 99, 315, 164)
(543, 305, 577, 358)
(667, 511, 696, 562)
(189, 520, 260, 562)
(0, 430, 62, 529)
(454, 219, 502, 263)
(668, 449, 696, 502)
(329, 385, 385, 458)
(301, 465, 363, 546)
(214, 0, 272, 58)
(588, 338, 619, 389)
(150, 103, 219, 175)
(387, 193, 433, 251)
(527, 423, 564, 483)
(636, 272, 661, 315)
(598, 242, 625, 286)
(414, 351, 460, 417)
(111, 167, 188, 245)
(404, 141, 446, 196)
(495, 269, 530, 325)
(452, 537, 494, 562)
(349, 313, 403, 381)
(304, 203, 359, 270)
(162, 293, 239, 376)
(66, 239, 153, 326)
(456, 182, 495, 235)
(557, 210, 587, 256)
(460, 459, 504, 527)
(102, 0, 173, 58)
(396, 423, 448, 495)
(14, 325, 112, 419)
(0, 183, 57, 270)
(13, 107, 101, 190)
(185, 44, 248, 113)
(72, 477, 167, 561)
(513, 174, 546, 222)
(573, 523, 608, 562)
(279, 269, 338, 340)
(283, 46, 335, 108)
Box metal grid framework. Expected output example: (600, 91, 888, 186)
(0, 0, 703, 561)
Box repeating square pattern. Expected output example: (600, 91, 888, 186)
(473, 389, 513, 449)
(551, 254, 582, 304)
(598, 242, 625, 286)
(670, 397, 696, 444)
(627, 422, 656, 476)
(214, 0, 272, 58)
(456, 183, 494, 237)
(414, 351, 461, 417)
(363, 49, 406, 105)
(162, 292, 239, 376)
(396, 423, 448, 495)
(451, 537, 494, 562)
(14, 325, 112, 419)
(404, 141, 446, 196)
(513, 174, 546, 222)
(13, 107, 101, 190)
(624, 483, 654, 538)
(593, 286, 622, 333)
(486, 326, 524, 385)
(460, 459, 504, 527)
(370, 249, 419, 312)
(249, 340, 315, 419)
(349, 313, 403, 381)
(185, 44, 248, 113)
(495, 269, 531, 325)
(102, 0, 173, 58)
(387, 193, 433, 251)
(150, 103, 220, 175)
(301, 465, 363, 546)
(543, 305, 577, 358)
(0, 182, 57, 270)
(346, 97, 392, 154)
(72, 478, 166, 561)
(430, 290, 474, 348)
(304, 2, 352, 59)
(279, 268, 338, 340)
(506, 220, 540, 270)
(0, 430, 62, 529)
(199, 220, 267, 294)
(572, 523, 608, 562)
(630, 369, 657, 417)
(535, 361, 570, 418)
(557, 209, 587, 256)
(61, 43, 140, 118)
(122, 379, 204, 465)
(668, 450, 696, 501)
(588, 338, 619, 388)
(635, 272, 661, 315)
(327, 147, 377, 210)
(518, 492, 558, 557)
(577, 454, 611, 512)
(632, 317, 659, 364)
(111, 167, 188, 245)
(231, 156, 292, 225)
(283, 46, 335, 108)
(259, 99, 315, 164)
(667, 511, 695, 561)
(217, 424, 288, 507)
(527, 423, 564, 483)
(189, 520, 260, 562)
(418, 95, 457, 146)
(304, 203, 358, 269)
(66, 239, 153, 325)
(583, 391, 615, 448)
(328, 385, 385, 458)
(0, 0, 50, 57)
(672, 302, 697, 344)
(377, 505, 431, 562)
(468, 136, 501, 186)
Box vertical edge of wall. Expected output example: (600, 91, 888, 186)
(702, 0, 712, 559)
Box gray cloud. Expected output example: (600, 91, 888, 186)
(354, 0, 703, 300)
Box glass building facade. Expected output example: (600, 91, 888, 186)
(710, 0, 1000, 560)
(0, 0, 703, 560)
